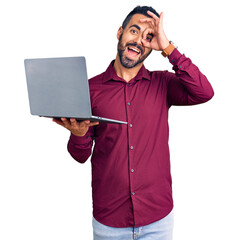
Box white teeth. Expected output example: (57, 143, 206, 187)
(128, 47, 140, 53)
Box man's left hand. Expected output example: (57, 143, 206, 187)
(140, 11, 169, 51)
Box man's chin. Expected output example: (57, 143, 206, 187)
(120, 56, 141, 69)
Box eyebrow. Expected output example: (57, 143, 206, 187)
(129, 24, 141, 31)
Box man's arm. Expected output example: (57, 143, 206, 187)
(67, 129, 94, 164)
(53, 118, 98, 163)
(140, 11, 214, 106)
(166, 49, 214, 106)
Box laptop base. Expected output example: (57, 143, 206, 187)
(43, 116, 127, 124)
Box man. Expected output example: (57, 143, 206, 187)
(53, 6, 214, 240)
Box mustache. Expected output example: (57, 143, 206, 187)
(125, 42, 144, 55)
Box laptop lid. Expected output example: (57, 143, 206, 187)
(24, 56, 93, 119)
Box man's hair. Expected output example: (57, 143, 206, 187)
(122, 6, 160, 29)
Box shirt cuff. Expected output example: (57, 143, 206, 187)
(168, 48, 183, 65)
(70, 133, 91, 145)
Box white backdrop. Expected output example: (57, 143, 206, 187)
(1, 0, 238, 239)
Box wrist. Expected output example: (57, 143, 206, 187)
(161, 41, 170, 51)
(161, 41, 177, 58)
(70, 132, 90, 144)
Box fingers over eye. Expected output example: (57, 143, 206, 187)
(147, 10, 161, 21)
(143, 29, 154, 41)
(140, 18, 155, 28)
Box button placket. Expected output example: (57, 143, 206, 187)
(125, 83, 135, 202)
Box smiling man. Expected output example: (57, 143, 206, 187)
(53, 6, 214, 240)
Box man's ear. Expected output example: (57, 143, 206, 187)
(117, 26, 123, 40)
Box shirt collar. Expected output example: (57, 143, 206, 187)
(102, 60, 151, 83)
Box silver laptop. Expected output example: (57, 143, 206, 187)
(24, 56, 127, 124)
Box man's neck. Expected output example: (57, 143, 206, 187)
(114, 54, 143, 82)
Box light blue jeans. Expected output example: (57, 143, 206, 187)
(93, 211, 174, 240)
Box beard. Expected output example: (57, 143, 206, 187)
(117, 33, 152, 69)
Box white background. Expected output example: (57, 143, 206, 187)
(1, 0, 238, 239)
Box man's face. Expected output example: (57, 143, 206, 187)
(117, 14, 153, 69)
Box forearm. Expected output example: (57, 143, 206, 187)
(167, 49, 214, 106)
(67, 133, 93, 164)
(52, 118, 96, 163)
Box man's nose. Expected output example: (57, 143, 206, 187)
(135, 34, 143, 46)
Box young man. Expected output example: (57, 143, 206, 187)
(53, 6, 214, 240)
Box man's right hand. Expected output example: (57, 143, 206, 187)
(53, 118, 99, 137)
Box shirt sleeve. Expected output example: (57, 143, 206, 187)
(67, 126, 94, 164)
(166, 49, 214, 107)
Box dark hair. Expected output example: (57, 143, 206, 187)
(122, 6, 160, 29)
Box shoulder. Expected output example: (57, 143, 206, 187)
(89, 61, 113, 85)
(145, 69, 176, 90)
(147, 68, 173, 81)
(89, 72, 104, 84)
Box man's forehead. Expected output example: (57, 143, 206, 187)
(126, 13, 152, 30)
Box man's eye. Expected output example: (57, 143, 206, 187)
(146, 36, 152, 42)
(131, 29, 137, 34)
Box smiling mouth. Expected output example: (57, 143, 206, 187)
(127, 46, 141, 58)
(128, 46, 140, 54)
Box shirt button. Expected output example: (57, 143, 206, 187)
(127, 102, 131, 106)
(132, 192, 135, 196)
(179, 66, 182, 69)
(131, 169, 134, 173)
(129, 124, 133, 127)
(126, 83, 129, 86)
(130, 146, 134, 150)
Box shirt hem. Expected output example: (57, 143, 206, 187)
(92, 206, 174, 228)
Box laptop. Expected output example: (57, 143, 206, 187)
(24, 56, 127, 124)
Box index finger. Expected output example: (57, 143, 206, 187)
(147, 10, 161, 21)
(140, 17, 156, 28)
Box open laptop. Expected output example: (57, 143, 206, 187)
(24, 56, 127, 124)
